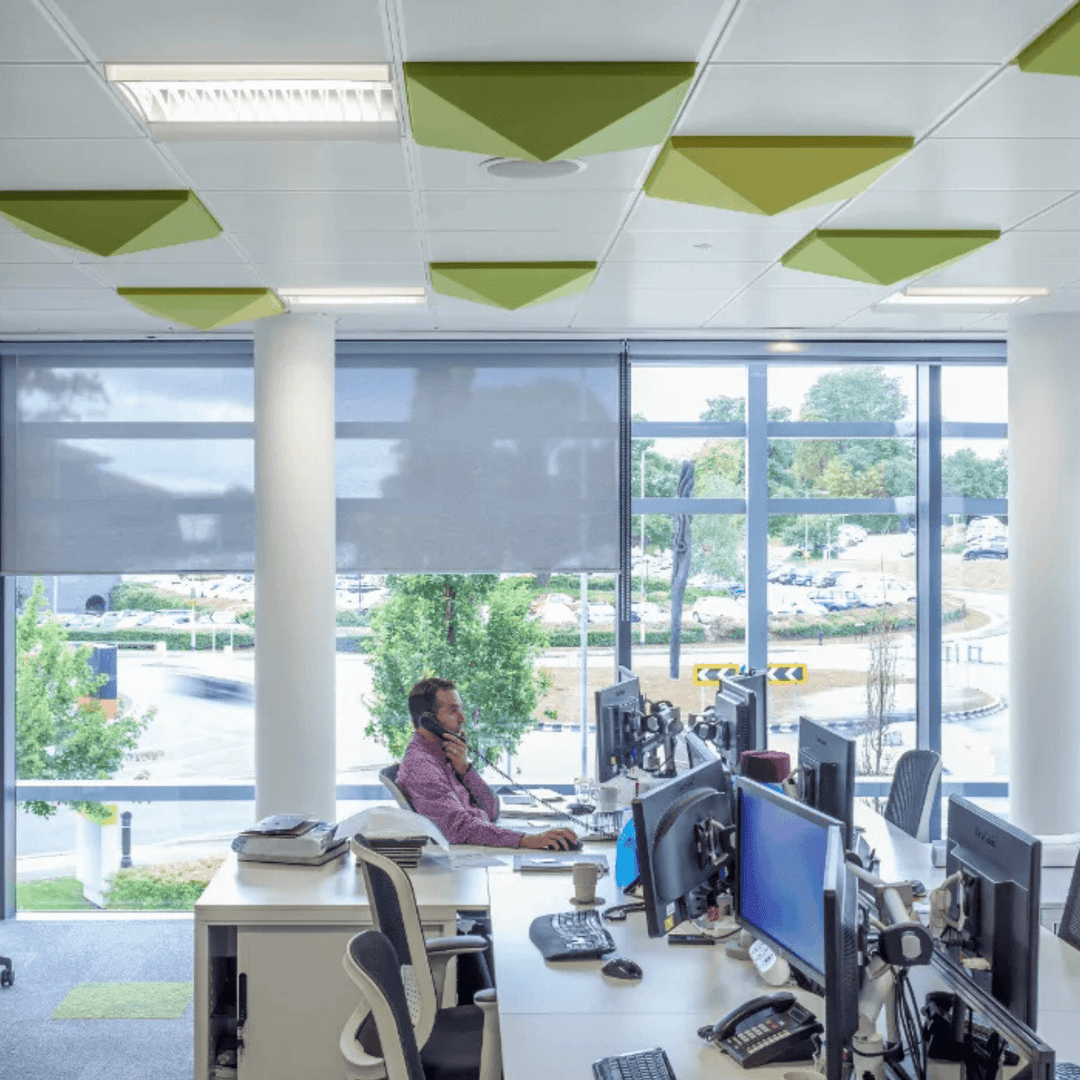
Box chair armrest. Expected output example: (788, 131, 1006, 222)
(340, 1003, 387, 1080)
(424, 934, 488, 957)
(473, 987, 497, 1006)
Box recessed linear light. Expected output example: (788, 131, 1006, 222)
(767, 341, 804, 353)
(880, 286, 1051, 307)
(105, 64, 396, 136)
(279, 288, 426, 308)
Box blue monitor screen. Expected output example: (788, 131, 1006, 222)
(737, 788, 830, 976)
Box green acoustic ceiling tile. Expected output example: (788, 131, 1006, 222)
(1016, 1, 1080, 75)
(404, 63, 696, 161)
(430, 262, 597, 309)
(644, 136, 914, 216)
(0, 191, 220, 257)
(117, 288, 283, 329)
(781, 230, 1000, 286)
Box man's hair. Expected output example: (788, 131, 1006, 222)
(408, 676, 457, 727)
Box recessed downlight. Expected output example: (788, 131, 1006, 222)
(481, 158, 586, 179)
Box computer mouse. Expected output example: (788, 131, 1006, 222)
(601, 957, 643, 981)
(564, 837, 583, 852)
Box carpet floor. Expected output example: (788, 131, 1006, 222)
(0, 918, 194, 1080)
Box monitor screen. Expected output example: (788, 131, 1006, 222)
(823, 826, 861, 1080)
(944, 797, 1042, 1028)
(797, 717, 856, 849)
(735, 776, 839, 980)
(632, 757, 734, 938)
(595, 670, 643, 782)
(694, 670, 767, 774)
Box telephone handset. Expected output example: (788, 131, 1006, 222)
(699, 991, 822, 1068)
(418, 712, 466, 745)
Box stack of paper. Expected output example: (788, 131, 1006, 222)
(232, 816, 348, 866)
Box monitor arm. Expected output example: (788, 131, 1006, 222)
(628, 701, 683, 775)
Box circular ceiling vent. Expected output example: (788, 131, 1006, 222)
(481, 157, 586, 179)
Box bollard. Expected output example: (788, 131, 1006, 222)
(120, 810, 133, 868)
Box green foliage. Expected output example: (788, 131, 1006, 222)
(16, 579, 153, 819)
(104, 857, 222, 911)
(16, 876, 96, 911)
(546, 627, 708, 647)
(801, 367, 907, 423)
(336, 609, 369, 627)
(365, 575, 550, 764)
(236, 608, 254, 627)
(943, 447, 1007, 499)
(109, 581, 180, 612)
(66, 628, 254, 651)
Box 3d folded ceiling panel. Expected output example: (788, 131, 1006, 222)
(643, 136, 914, 215)
(430, 262, 598, 309)
(0, 191, 220, 256)
(1016, 1, 1080, 75)
(117, 288, 283, 329)
(781, 230, 1000, 285)
(404, 63, 696, 161)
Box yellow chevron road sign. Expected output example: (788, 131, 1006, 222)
(692, 663, 808, 687)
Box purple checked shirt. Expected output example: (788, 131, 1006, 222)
(397, 730, 524, 848)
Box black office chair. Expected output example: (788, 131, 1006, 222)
(343, 930, 428, 1080)
(0, 955, 11, 987)
(883, 749, 943, 843)
(343, 838, 501, 1080)
(1058, 850, 1080, 952)
(379, 763, 415, 811)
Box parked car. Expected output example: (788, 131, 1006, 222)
(630, 601, 665, 624)
(963, 537, 1008, 560)
(583, 602, 616, 623)
(768, 564, 797, 584)
(813, 570, 840, 588)
(791, 568, 816, 587)
(690, 596, 743, 623)
(809, 589, 864, 612)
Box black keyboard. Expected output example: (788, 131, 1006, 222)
(529, 908, 617, 961)
(1056, 1064, 1080, 1080)
(593, 1047, 676, 1080)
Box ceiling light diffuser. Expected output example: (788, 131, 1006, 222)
(106, 64, 396, 136)
(881, 286, 1050, 306)
(279, 289, 427, 307)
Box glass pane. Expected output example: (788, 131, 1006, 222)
(631, 364, 747, 422)
(764, 516, 916, 783)
(943, 439, 1008, 500)
(768, 363, 916, 424)
(768, 437, 916, 499)
(942, 366, 1007, 424)
(633, 438, 745, 499)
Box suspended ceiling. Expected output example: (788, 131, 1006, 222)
(3, 0, 1080, 338)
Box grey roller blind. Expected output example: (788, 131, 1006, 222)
(2, 342, 255, 574)
(335, 342, 620, 573)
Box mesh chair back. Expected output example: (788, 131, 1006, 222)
(884, 749, 943, 842)
(345, 931, 426, 1080)
(353, 837, 438, 1045)
(1060, 853, 1080, 952)
(379, 764, 414, 810)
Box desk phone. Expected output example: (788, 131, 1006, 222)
(701, 991, 822, 1068)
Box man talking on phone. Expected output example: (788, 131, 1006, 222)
(396, 676, 579, 850)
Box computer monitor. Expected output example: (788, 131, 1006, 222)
(943, 796, 1042, 1028)
(683, 730, 719, 769)
(797, 717, 857, 849)
(822, 821, 861, 1080)
(631, 757, 735, 938)
(691, 670, 767, 774)
(595, 670, 644, 782)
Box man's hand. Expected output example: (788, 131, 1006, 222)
(441, 732, 469, 777)
(520, 828, 580, 851)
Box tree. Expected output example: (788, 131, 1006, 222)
(632, 414, 682, 551)
(943, 447, 1007, 499)
(365, 575, 552, 768)
(16, 578, 152, 818)
(859, 611, 900, 812)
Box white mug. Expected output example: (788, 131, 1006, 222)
(572, 861, 600, 904)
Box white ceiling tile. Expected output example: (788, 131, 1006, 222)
(838, 308, 996, 331)
(751, 265, 893, 296)
(971, 314, 1009, 332)
(336, 308, 439, 332)
(937, 65, 1080, 139)
(85, 263, 266, 288)
(260, 264, 428, 289)
(51, 0, 390, 62)
(625, 195, 832, 234)
(592, 261, 770, 291)
(204, 191, 417, 233)
(166, 140, 411, 192)
(678, 64, 994, 138)
(1014, 192, 1080, 232)
(0, 65, 140, 139)
(0, 230, 74, 263)
(0, 287, 125, 311)
(873, 138, 1080, 191)
(911, 231, 1080, 288)
(573, 289, 732, 329)
(421, 191, 634, 234)
(233, 230, 423, 265)
(0, 3, 81, 61)
(715, 0, 1069, 64)
(828, 188, 1070, 232)
(71, 235, 248, 266)
(608, 229, 804, 263)
(398, 0, 732, 61)
(0, 138, 183, 189)
(21, 308, 191, 331)
(412, 146, 655, 192)
(432, 294, 583, 330)
(425, 230, 611, 262)
(0, 264, 102, 287)
(705, 287, 878, 328)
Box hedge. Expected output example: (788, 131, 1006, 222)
(66, 628, 254, 651)
(545, 627, 707, 647)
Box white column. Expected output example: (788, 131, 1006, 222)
(254, 314, 337, 822)
(1007, 314, 1080, 836)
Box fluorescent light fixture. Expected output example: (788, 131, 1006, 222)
(881, 286, 1051, 307)
(106, 64, 396, 126)
(767, 340, 804, 353)
(279, 288, 426, 308)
